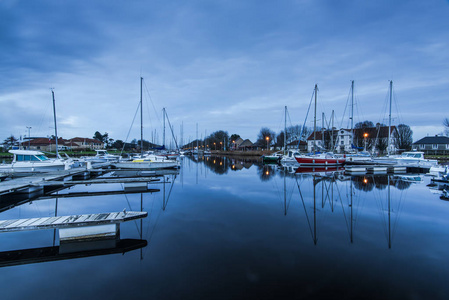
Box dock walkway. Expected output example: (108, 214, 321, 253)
(0, 211, 147, 233)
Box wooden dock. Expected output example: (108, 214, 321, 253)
(0, 211, 147, 233)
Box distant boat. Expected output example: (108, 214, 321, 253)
(82, 150, 120, 164)
(295, 85, 345, 166)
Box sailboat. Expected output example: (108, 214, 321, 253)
(344, 81, 373, 163)
(113, 78, 180, 170)
(0, 90, 74, 174)
(294, 85, 346, 166)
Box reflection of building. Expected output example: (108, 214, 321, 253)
(412, 135, 449, 155)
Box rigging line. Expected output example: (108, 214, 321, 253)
(120, 101, 141, 154)
(164, 110, 179, 150)
(392, 89, 403, 125)
(339, 85, 352, 129)
(120, 183, 141, 236)
(165, 175, 177, 207)
(295, 177, 314, 240)
(337, 180, 351, 239)
(143, 79, 162, 125)
(297, 89, 315, 150)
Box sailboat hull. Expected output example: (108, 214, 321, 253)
(295, 155, 345, 166)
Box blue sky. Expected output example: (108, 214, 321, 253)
(1, 0, 448, 145)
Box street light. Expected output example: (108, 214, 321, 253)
(220, 141, 222, 150)
(266, 136, 269, 150)
(364, 133, 368, 151)
(26, 126, 32, 149)
(214, 142, 216, 150)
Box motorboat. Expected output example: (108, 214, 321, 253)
(0, 150, 72, 173)
(82, 150, 121, 164)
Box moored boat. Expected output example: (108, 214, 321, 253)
(0, 150, 71, 172)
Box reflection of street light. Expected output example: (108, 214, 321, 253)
(266, 136, 269, 150)
(363, 133, 368, 151)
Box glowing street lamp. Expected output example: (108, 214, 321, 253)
(266, 136, 270, 150)
(364, 133, 368, 151)
(214, 142, 216, 150)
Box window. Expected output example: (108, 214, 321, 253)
(432, 144, 438, 149)
(419, 144, 425, 149)
(341, 141, 344, 145)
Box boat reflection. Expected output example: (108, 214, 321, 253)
(293, 173, 405, 248)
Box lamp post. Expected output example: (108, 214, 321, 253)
(232, 140, 235, 150)
(26, 126, 32, 149)
(364, 133, 368, 151)
(266, 136, 269, 150)
(214, 142, 216, 151)
(220, 141, 222, 150)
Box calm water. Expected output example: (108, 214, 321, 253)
(0, 156, 448, 300)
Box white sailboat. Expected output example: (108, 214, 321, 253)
(113, 77, 180, 170)
(0, 90, 74, 174)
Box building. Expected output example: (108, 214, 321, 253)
(68, 137, 104, 150)
(24, 137, 104, 151)
(412, 135, 449, 155)
(237, 139, 257, 151)
(306, 125, 399, 154)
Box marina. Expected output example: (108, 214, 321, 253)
(0, 155, 448, 299)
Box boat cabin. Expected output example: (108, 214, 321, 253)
(9, 150, 51, 162)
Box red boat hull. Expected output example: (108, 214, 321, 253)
(295, 156, 345, 166)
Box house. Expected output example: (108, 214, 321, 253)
(311, 125, 399, 154)
(286, 140, 307, 152)
(412, 135, 449, 155)
(237, 139, 257, 151)
(232, 137, 244, 150)
(68, 137, 104, 150)
(26, 138, 71, 152)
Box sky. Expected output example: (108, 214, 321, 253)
(1, 0, 449, 146)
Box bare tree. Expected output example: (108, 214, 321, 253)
(444, 118, 449, 136)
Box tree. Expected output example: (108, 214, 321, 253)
(354, 121, 375, 149)
(206, 130, 229, 150)
(3, 135, 18, 149)
(257, 127, 276, 149)
(229, 134, 241, 149)
(394, 124, 413, 151)
(112, 139, 124, 150)
(444, 118, 449, 136)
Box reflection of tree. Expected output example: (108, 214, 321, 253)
(351, 175, 407, 192)
(351, 176, 375, 192)
(185, 155, 262, 175)
(258, 165, 277, 181)
(203, 156, 229, 175)
(395, 180, 412, 190)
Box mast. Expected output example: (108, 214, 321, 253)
(350, 80, 354, 135)
(140, 77, 143, 156)
(163, 107, 166, 149)
(313, 84, 318, 154)
(388, 81, 393, 156)
(284, 106, 287, 155)
(51, 89, 59, 158)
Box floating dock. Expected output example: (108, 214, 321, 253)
(344, 165, 407, 175)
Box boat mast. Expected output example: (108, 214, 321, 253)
(51, 89, 59, 158)
(313, 84, 317, 154)
(284, 106, 287, 155)
(140, 77, 143, 156)
(388, 80, 393, 156)
(350, 80, 354, 137)
(163, 107, 166, 149)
